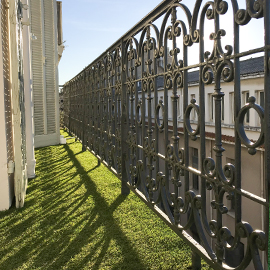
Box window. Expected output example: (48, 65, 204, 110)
(190, 94, 197, 121)
(259, 91, 264, 107)
(221, 96, 224, 121)
(226, 158, 235, 212)
(151, 98, 155, 119)
(169, 95, 173, 120)
(229, 92, 234, 124)
(157, 57, 164, 68)
(243, 92, 249, 124)
(159, 96, 163, 120)
(178, 89, 183, 120)
(257, 90, 264, 125)
(192, 148, 199, 190)
(209, 94, 224, 122)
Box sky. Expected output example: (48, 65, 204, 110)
(58, 0, 264, 86)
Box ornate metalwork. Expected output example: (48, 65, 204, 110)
(62, 1, 269, 269)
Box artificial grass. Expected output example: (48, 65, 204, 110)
(0, 130, 213, 270)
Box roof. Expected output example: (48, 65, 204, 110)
(239, 56, 264, 76)
(188, 56, 264, 84)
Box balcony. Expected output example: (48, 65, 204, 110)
(59, 0, 269, 269)
(0, 130, 214, 269)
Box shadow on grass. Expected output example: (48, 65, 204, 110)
(0, 141, 147, 270)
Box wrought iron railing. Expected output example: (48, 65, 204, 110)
(62, 1, 269, 269)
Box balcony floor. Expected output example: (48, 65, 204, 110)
(0, 130, 213, 270)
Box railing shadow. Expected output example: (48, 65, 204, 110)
(0, 141, 148, 270)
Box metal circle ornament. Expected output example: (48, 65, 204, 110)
(184, 99, 200, 140)
(236, 96, 264, 155)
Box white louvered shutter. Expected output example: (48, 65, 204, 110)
(30, 0, 45, 135)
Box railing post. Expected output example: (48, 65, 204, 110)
(121, 39, 130, 196)
(69, 82, 72, 133)
(69, 84, 71, 133)
(82, 72, 87, 152)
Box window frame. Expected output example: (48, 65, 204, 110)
(256, 90, 264, 126)
(209, 93, 224, 123)
(242, 91, 250, 125)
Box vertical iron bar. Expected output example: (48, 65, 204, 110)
(233, 2, 242, 230)
(263, 1, 270, 266)
(104, 63, 108, 162)
(163, 36, 169, 222)
(87, 72, 90, 149)
(126, 48, 131, 176)
(112, 63, 116, 168)
(68, 84, 70, 132)
(141, 43, 147, 194)
(135, 57, 140, 165)
(69, 83, 72, 133)
(121, 39, 130, 195)
(117, 60, 121, 173)
(99, 68, 103, 160)
(198, 4, 207, 260)
(213, 11, 224, 266)
(147, 29, 153, 201)
(130, 50, 136, 185)
(171, 8, 180, 224)
(108, 63, 113, 167)
(82, 72, 86, 151)
(153, 43, 159, 188)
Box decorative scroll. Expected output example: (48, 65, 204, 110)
(62, 1, 268, 269)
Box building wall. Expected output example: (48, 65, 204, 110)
(0, 0, 31, 210)
(155, 73, 266, 222)
(22, 0, 36, 179)
(9, 0, 28, 208)
(0, 0, 14, 210)
(184, 76, 264, 141)
(0, 0, 62, 210)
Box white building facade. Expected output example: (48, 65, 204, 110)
(0, 0, 63, 211)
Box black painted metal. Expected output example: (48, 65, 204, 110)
(62, 1, 268, 269)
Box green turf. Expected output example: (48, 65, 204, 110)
(0, 130, 213, 270)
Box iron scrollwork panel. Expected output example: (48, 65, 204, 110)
(62, 1, 268, 269)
